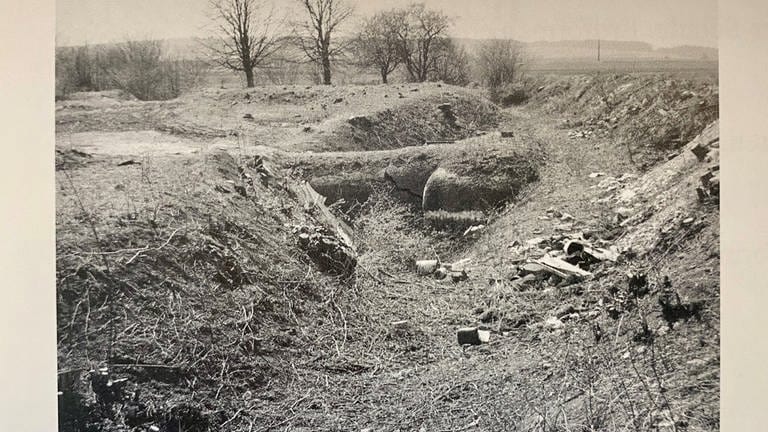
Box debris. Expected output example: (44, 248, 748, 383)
(449, 270, 469, 282)
(615, 207, 633, 218)
(682, 217, 695, 225)
(333, 97, 343, 104)
(560, 213, 575, 222)
(463, 224, 485, 236)
(434, 267, 448, 280)
(627, 272, 649, 297)
(117, 160, 140, 166)
(535, 255, 592, 279)
(294, 225, 357, 276)
(416, 259, 439, 275)
(510, 274, 538, 290)
(588, 172, 606, 178)
(457, 327, 490, 345)
(519, 262, 549, 278)
(242, 113, 254, 120)
(543, 317, 565, 331)
(658, 290, 705, 328)
(500, 131, 515, 138)
(689, 141, 709, 161)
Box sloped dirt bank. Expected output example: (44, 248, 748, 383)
(510, 73, 718, 169)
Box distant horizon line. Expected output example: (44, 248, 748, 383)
(55, 35, 718, 51)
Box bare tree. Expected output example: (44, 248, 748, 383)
(477, 39, 523, 88)
(430, 38, 470, 85)
(353, 11, 404, 84)
(208, 0, 283, 87)
(396, 3, 451, 82)
(294, 0, 354, 85)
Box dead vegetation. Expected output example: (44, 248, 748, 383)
(521, 73, 719, 169)
(56, 70, 719, 431)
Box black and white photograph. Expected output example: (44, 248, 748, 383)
(47, 0, 723, 430)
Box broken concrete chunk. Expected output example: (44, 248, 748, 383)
(689, 141, 709, 161)
(457, 327, 490, 345)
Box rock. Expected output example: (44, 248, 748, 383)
(689, 141, 709, 161)
(501, 131, 515, 138)
(478, 308, 498, 323)
(457, 327, 490, 345)
(543, 317, 565, 331)
(682, 217, 695, 225)
(615, 207, 634, 218)
(450, 270, 469, 282)
(511, 274, 538, 290)
(295, 225, 357, 276)
(434, 267, 448, 280)
(560, 213, 575, 222)
(243, 113, 254, 120)
(589, 172, 606, 178)
(546, 208, 563, 218)
(519, 262, 549, 278)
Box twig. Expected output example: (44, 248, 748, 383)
(126, 227, 183, 264)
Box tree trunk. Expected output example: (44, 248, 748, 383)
(381, 68, 388, 84)
(245, 67, 255, 88)
(321, 55, 332, 85)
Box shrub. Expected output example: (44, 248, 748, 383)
(55, 40, 208, 101)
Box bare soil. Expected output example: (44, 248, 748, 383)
(56, 74, 719, 431)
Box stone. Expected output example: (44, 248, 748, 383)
(457, 327, 490, 345)
(544, 317, 565, 331)
(554, 304, 576, 318)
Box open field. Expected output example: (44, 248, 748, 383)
(56, 70, 719, 431)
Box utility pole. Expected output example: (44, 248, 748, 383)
(597, 38, 601, 62)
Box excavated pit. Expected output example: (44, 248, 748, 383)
(283, 131, 543, 217)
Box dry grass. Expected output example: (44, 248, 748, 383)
(56, 75, 718, 431)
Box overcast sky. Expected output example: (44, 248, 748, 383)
(56, 0, 718, 48)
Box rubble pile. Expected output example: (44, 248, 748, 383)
(294, 225, 357, 276)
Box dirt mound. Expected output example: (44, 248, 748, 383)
(312, 92, 500, 152)
(56, 150, 361, 431)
